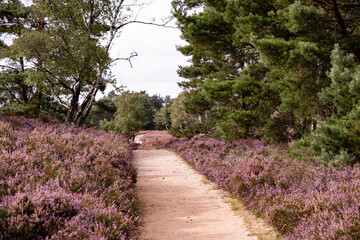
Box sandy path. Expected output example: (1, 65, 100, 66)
(134, 149, 258, 240)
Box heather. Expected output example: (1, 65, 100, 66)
(159, 135, 360, 239)
(0, 116, 139, 239)
(136, 130, 174, 150)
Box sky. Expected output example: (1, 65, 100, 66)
(108, 0, 189, 99)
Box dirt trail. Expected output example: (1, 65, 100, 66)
(134, 149, 262, 240)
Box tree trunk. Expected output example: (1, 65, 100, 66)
(75, 65, 106, 126)
(331, 0, 360, 61)
(65, 81, 81, 124)
(74, 83, 100, 126)
(20, 85, 28, 103)
(35, 90, 42, 110)
(19, 57, 29, 103)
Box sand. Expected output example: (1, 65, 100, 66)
(134, 149, 260, 240)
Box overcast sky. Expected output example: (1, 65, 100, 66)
(108, 0, 189, 98)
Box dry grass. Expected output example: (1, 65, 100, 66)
(207, 181, 281, 240)
(201, 179, 211, 184)
(223, 194, 282, 240)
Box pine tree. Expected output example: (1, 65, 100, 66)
(174, 0, 360, 143)
(311, 46, 360, 165)
(173, 0, 276, 140)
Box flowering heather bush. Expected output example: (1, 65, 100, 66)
(0, 116, 139, 240)
(136, 130, 173, 150)
(163, 136, 360, 239)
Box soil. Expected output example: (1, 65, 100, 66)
(134, 149, 278, 240)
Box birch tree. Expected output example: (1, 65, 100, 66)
(12, 0, 156, 125)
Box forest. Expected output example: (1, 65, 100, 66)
(170, 0, 360, 166)
(1, 0, 360, 239)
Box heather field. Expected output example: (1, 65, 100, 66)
(0, 116, 139, 240)
(140, 131, 360, 240)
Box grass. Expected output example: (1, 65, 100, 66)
(201, 179, 211, 184)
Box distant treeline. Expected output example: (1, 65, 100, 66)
(87, 90, 172, 140)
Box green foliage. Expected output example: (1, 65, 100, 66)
(1, 0, 142, 125)
(0, 0, 29, 38)
(288, 135, 315, 162)
(12, 1, 113, 121)
(169, 92, 216, 138)
(91, 91, 170, 132)
(216, 119, 244, 142)
(310, 110, 360, 166)
(319, 45, 360, 116)
(169, 120, 215, 138)
(100, 91, 148, 140)
(169, 92, 199, 137)
(173, 0, 360, 165)
(142, 94, 165, 130)
(85, 91, 117, 128)
(261, 113, 291, 143)
(0, 71, 28, 105)
(170, 93, 195, 129)
(154, 103, 172, 130)
(0, 0, 37, 108)
(293, 46, 360, 166)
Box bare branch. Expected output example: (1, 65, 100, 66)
(38, 71, 70, 109)
(118, 17, 177, 29)
(45, 90, 70, 109)
(111, 52, 138, 68)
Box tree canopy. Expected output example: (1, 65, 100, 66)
(0, 0, 167, 125)
(100, 91, 147, 140)
(98, 90, 172, 139)
(172, 0, 360, 164)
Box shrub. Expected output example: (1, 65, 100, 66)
(0, 116, 139, 239)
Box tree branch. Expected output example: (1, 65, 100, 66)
(337, 1, 360, 7)
(110, 52, 138, 68)
(314, 0, 360, 8)
(0, 82, 22, 104)
(45, 90, 69, 109)
(312, 0, 333, 7)
(103, 0, 125, 53)
(36, 64, 73, 92)
(331, 0, 349, 38)
(118, 18, 177, 29)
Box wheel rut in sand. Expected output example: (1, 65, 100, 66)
(134, 149, 258, 240)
